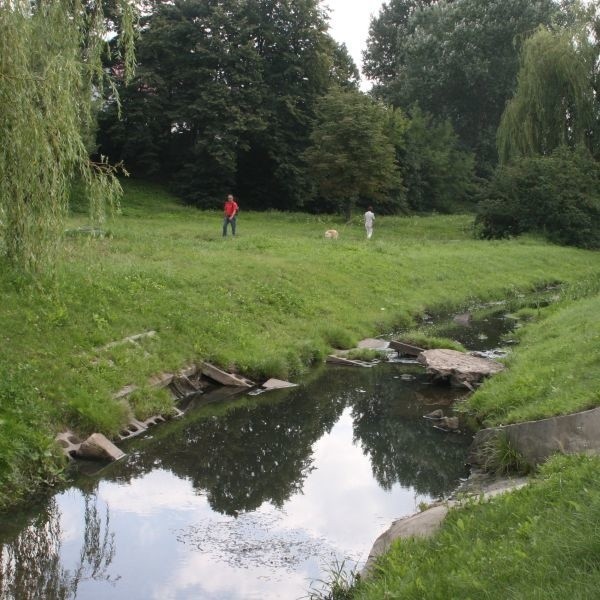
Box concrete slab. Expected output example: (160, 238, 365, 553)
(362, 505, 449, 576)
(418, 348, 504, 388)
(262, 378, 298, 390)
(357, 338, 390, 350)
(96, 330, 157, 352)
(326, 355, 375, 367)
(471, 406, 600, 467)
(389, 340, 425, 356)
(77, 433, 125, 461)
(199, 361, 255, 387)
(363, 473, 532, 578)
(148, 372, 174, 388)
(55, 431, 82, 458)
(113, 383, 138, 399)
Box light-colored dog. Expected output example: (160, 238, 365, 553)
(324, 229, 339, 239)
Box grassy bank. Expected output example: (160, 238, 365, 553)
(1, 180, 599, 509)
(354, 454, 600, 599)
(346, 287, 600, 599)
(465, 291, 600, 425)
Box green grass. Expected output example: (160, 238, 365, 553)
(354, 454, 600, 600)
(464, 292, 600, 425)
(0, 179, 599, 509)
(395, 332, 466, 352)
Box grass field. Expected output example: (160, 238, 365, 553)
(1, 179, 599, 510)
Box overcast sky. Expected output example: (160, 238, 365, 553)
(323, 0, 385, 87)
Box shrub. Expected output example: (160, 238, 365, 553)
(476, 146, 600, 248)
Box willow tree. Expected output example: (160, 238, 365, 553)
(0, 0, 135, 272)
(497, 26, 596, 163)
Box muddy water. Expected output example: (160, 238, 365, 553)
(0, 311, 514, 600)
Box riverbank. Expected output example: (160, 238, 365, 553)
(1, 180, 599, 511)
(344, 288, 600, 599)
(352, 454, 600, 599)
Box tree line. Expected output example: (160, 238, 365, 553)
(98, 0, 600, 246)
(97, 0, 476, 217)
(364, 0, 599, 247)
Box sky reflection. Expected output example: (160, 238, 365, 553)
(1, 364, 472, 600)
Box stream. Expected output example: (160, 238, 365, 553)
(0, 309, 516, 600)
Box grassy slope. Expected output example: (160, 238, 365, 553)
(1, 180, 599, 509)
(465, 293, 600, 425)
(354, 454, 600, 600)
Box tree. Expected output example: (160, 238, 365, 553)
(0, 0, 135, 272)
(303, 87, 402, 219)
(234, 0, 337, 210)
(363, 0, 440, 87)
(476, 146, 600, 248)
(400, 106, 475, 212)
(497, 26, 598, 162)
(98, 0, 354, 210)
(99, 0, 265, 205)
(364, 0, 558, 174)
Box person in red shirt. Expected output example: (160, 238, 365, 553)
(223, 194, 239, 237)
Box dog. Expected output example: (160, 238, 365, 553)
(324, 229, 339, 239)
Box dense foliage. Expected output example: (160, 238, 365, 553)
(98, 0, 479, 214)
(476, 146, 600, 248)
(303, 87, 402, 218)
(98, 0, 358, 210)
(399, 106, 474, 212)
(0, 0, 135, 271)
(364, 0, 559, 174)
(498, 26, 599, 162)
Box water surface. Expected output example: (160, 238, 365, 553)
(0, 362, 473, 600)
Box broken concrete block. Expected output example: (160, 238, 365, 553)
(438, 416, 460, 431)
(389, 340, 425, 357)
(77, 433, 125, 462)
(262, 378, 298, 390)
(55, 431, 83, 459)
(423, 409, 444, 420)
(199, 361, 255, 387)
(357, 338, 390, 350)
(326, 355, 375, 367)
(113, 383, 138, 399)
(418, 349, 504, 388)
(148, 372, 174, 388)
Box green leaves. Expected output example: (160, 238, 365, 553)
(98, 0, 351, 211)
(303, 87, 402, 217)
(0, 0, 136, 272)
(498, 27, 598, 162)
(365, 0, 559, 172)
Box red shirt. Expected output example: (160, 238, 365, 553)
(224, 199, 238, 218)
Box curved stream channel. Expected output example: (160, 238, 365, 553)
(0, 311, 516, 599)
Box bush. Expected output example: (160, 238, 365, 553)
(476, 146, 600, 248)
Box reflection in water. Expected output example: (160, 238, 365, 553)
(1, 362, 474, 599)
(350, 370, 469, 497)
(106, 387, 347, 517)
(102, 366, 470, 518)
(175, 510, 331, 571)
(0, 494, 117, 600)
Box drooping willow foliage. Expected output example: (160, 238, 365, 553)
(497, 26, 597, 163)
(0, 0, 136, 272)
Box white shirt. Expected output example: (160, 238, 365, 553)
(364, 211, 375, 227)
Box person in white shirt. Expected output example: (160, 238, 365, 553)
(364, 206, 375, 239)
